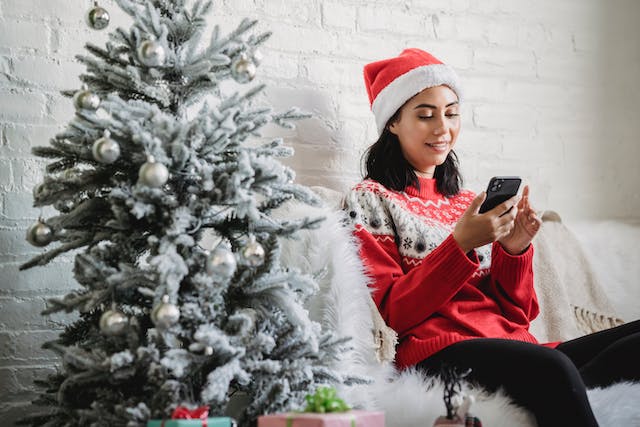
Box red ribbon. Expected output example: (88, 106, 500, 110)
(161, 406, 209, 427)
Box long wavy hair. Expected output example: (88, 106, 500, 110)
(363, 109, 463, 197)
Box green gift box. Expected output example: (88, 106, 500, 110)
(147, 417, 234, 427)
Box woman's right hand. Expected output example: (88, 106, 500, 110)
(452, 192, 520, 253)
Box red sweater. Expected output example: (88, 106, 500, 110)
(344, 177, 547, 369)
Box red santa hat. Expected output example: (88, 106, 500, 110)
(364, 48, 463, 135)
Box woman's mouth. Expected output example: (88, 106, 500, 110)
(426, 141, 450, 152)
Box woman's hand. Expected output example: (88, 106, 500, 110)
(452, 192, 520, 253)
(498, 185, 542, 254)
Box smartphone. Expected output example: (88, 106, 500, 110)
(478, 176, 522, 214)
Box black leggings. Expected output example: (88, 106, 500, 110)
(416, 320, 640, 427)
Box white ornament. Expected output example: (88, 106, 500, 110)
(231, 54, 257, 84)
(241, 237, 265, 267)
(73, 88, 100, 110)
(92, 130, 120, 164)
(206, 243, 237, 278)
(138, 39, 166, 67)
(204, 346, 213, 356)
(138, 156, 169, 188)
(151, 295, 180, 328)
(87, 2, 110, 30)
(99, 309, 128, 335)
(26, 219, 53, 247)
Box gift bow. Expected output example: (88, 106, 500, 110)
(303, 386, 350, 413)
(283, 387, 355, 427)
(161, 406, 209, 427)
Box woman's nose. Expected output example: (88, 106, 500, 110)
(432, 116, 447, 135)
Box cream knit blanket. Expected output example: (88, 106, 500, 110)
(529, 212, 624, 342)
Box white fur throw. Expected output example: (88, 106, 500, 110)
(274, 187, 640, 427)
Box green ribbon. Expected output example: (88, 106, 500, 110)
(284, 387, 354, 426)
(303, 386, 350, 413)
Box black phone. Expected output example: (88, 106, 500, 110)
(478, 176, 522, 214)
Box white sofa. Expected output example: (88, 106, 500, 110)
(277, 186, 640, 427)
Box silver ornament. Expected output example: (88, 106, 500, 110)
(151, 295, 180, 328)
(138, 157, 169, 188)
(231, 54, 257, 84)
(206, 243, 237, 278)
(241, 237, 265, 267)
(73, 88, 100, 110)
(99, 309, 128, 335)
(204, 346, 213, 356)
(138, 40, 166, 67)
(26, 219, 53, 247)
(87, 2, 110, 30)
(92, 131, 120, 164)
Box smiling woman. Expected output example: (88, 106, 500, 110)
(343, 48, 640, 427)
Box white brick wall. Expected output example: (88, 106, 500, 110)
(1, 0, 639, 423)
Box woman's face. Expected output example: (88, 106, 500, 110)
(388, 85, 460, 178)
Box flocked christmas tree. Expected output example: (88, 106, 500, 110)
(19, 1, 352, 425)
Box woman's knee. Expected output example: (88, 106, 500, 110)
(527, 348, 583, 387)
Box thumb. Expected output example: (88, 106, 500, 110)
(469, 192, 486, 214)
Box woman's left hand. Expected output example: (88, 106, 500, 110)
(498, 185, 542, 255)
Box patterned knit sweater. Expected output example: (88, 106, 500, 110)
(344, 177, 543, 369)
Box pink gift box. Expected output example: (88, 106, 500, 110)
(257, 410, 384, 427)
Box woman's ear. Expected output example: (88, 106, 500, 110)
(388, 120, 398, 135)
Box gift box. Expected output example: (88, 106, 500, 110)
(147, 405, 235, 427)
(257, 410, 385, 427)
(147, 418, 233, 427)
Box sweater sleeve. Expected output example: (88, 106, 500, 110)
(346, 188, 479, 336)
(488, 242, 540, 325)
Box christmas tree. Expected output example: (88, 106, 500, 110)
(19, 1, 352, 425)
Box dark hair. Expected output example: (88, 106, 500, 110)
(363, 110, 463, 197)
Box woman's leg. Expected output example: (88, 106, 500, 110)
(418, 338, 599, 427)
(556, 320, 640, 387)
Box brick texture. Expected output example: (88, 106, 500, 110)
(1, 0, 639, 421)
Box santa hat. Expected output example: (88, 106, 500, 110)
(364, 48, 463, 135)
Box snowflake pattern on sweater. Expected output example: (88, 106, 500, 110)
(344, 179, 492, 273)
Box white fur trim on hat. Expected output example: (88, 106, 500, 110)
(371, 63, 463, 136)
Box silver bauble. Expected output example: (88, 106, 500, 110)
(138, 40, 166, 67)
(26, 220, 53, 247)
(151, 295, 180, 328)
(138, 158, 169, 188)
(241, 238, 265, 267)
(99, 309, 128, 336)
(73, 89, 100, 110)
(92, 131, 120, 164)
(206, 244, 237, 278)
(87, 2, 110, 30)
(204, 346, 213, 356)
(231, 55, 257, 84)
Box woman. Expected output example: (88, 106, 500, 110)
(344, 48, 640, 427)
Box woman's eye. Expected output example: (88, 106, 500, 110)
(418, 116, 433, 120)
(446, 113, 460, 118)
